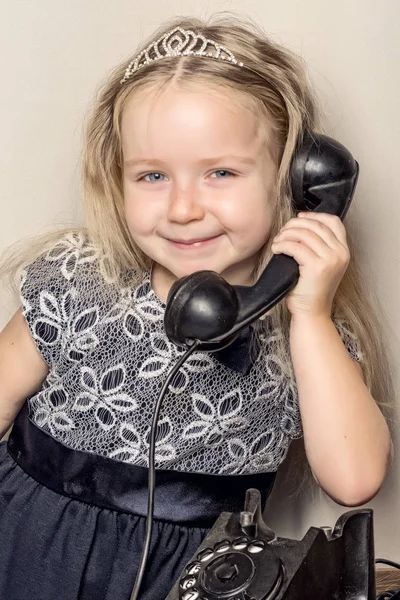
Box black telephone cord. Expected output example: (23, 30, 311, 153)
(129, 340, 201, 600)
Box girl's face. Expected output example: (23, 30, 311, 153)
(121, 83, 279, 301)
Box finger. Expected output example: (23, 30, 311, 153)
(281, 218, 341, 250)
(297, 212, 347, 245)
(271, 239, 321, 265)
(274, 227, 333, 257)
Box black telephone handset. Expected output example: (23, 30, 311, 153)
(164, 132, 359, 351)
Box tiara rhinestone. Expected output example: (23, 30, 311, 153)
(120, 27, 244, 83)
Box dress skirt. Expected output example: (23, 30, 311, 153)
(0, 405, 275, 600)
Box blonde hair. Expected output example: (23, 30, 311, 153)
(0, 14, 393, 422)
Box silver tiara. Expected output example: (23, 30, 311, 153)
(120, 27, 244, 84)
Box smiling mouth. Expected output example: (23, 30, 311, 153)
(167, 235, 222, 249)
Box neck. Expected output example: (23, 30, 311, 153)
(151, 264, 177, 303)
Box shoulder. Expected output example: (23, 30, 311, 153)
(27, 231, 101, 281)
(20, 231, 113, 301)
(18, 231, 125, 366)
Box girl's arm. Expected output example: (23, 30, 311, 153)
(290, 313, 392, 506)
(0, 308, 49, 438)
(271, 212, 392, 506)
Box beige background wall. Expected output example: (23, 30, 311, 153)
(1, 0, 399, 561)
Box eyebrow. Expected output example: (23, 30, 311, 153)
(124, 156, 257, 168)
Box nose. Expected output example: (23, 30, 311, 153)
(167, 185, 205, 224)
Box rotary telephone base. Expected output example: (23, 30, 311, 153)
(166, 488, 375, 600)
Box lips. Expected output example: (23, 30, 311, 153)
(166, 234, 222, 249)
(169, 236, 217, 244)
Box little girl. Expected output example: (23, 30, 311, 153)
(0, 14, 392, 600)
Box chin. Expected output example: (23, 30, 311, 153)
(169, 261, 219, 279)
(172, 267, 209, 281)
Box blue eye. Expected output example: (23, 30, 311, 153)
(211, 170, 234, 179)
(142, 172, 167, 182)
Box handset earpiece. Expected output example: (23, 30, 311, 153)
(291, 132, 359, 217)
(164, 132, 359, 349)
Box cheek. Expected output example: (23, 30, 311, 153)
(123, 191, 156, 235)
(221, 189, 274, 244)
(240, 213, 273, 250)
(247, 183, 277, 244)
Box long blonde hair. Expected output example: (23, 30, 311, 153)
(0, 14, 393, 418)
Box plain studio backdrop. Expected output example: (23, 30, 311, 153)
(1, 0, 399, 563)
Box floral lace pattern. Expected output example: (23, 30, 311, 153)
(20, 232, 362, 475)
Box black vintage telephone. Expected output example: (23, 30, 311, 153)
(164, 131, 359, 351)
(130, 132, 363, 600)
(165, 489, 376, 600)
